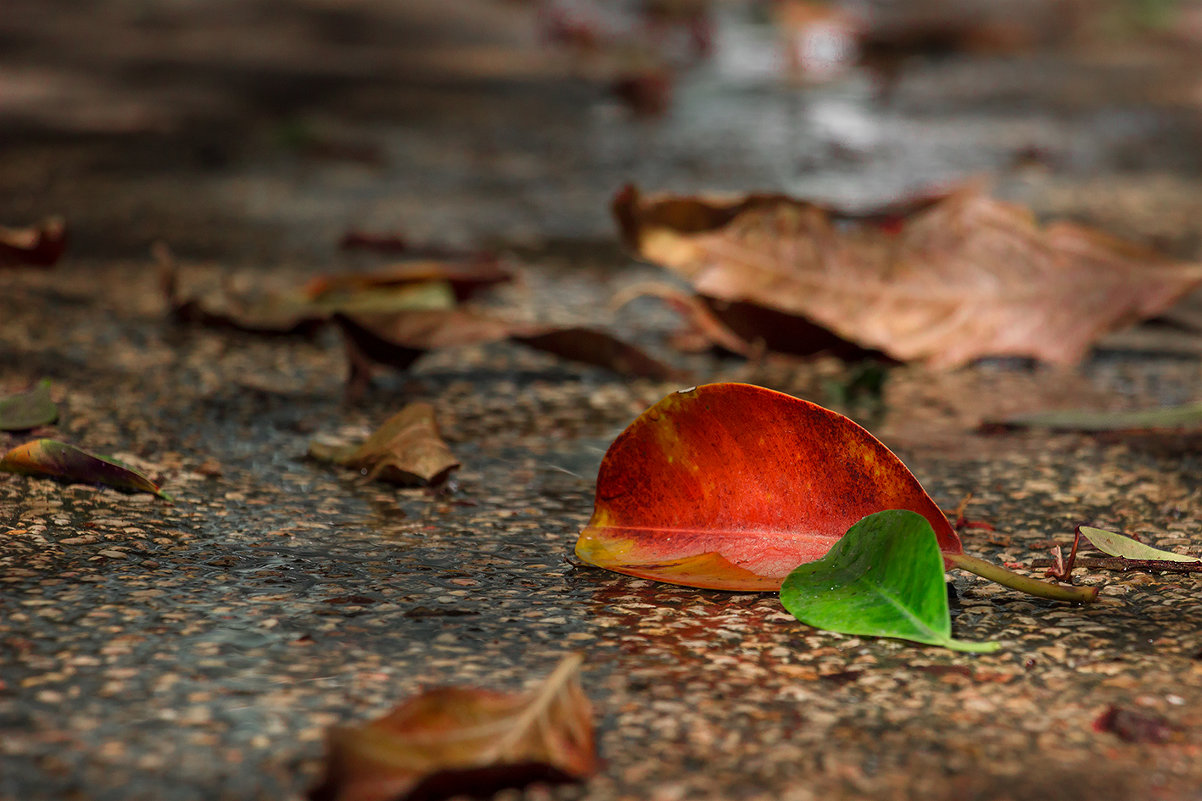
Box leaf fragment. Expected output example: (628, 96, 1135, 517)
(781, 510, 999, 653)
(985, 401, 1202, 433)
(334, 311, 684, 399)
(309, 403, 460, 487)
(0, 380, 59, 431)
(304, 258, 513, 304)
(1093, 705, 1175, 744)
(0, 439, 170, 499)
(614, 183, 1202, 367)
(0, 217, 66, 268)
(1077, 526, 1200, 563)
(309, 653, 597, 801)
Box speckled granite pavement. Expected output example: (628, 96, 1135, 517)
(4, 2, 1202, 800)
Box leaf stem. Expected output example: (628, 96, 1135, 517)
(946, 552, 1099, 603)
(1031, 557, 1202, 574)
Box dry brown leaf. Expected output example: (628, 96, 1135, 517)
(309, 653, 597, 801)
(614, 183, 1202, 368)
(308, 402, 459, 487)
(304, 258, 513, 304)
(334, 310, 684, 399)
(0, 217, 67, 268)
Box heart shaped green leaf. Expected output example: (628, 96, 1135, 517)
(781, 510, 999, 653)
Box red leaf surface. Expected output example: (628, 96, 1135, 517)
(575, 383, 960, 590)
(309, 654, 597, 801)
(0, 217, 67, 268)
(614, 183, 1202, 368)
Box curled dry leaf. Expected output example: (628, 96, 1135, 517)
(0, 380, 59, 432)
(576, 382, 1096, 602)
(613, 183, 1202, 368)
(157, 243, 328, 337)
(309, 402, 460, 487)
(334, 311, 684, 398)
(0, 439, 170, 499)
(158, 244, 464, 336)
(309, 653, 597, 801)
(0, 217, 67, 268)
(303, 257, 513, 304)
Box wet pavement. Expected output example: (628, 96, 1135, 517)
(3, 2, 1202, 800)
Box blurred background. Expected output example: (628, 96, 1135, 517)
(3, 0, 1202, 263)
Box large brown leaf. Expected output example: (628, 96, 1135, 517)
(614, 183, 1202, 368)
(309, 653, 597, 801)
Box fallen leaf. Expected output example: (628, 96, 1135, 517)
(309, 403, 460, 487)
(0, 380, 59, 431)
(1077, 525, 1200, 563)
(158, 244, 457, 336)
(309, 653, 597, 801)
(575, 382, 1095, 601)
(613, 183, 1202, 367)
(781, 510, 999, 652)
(0, 217, 67, 268)
(983, 401, 1202, 433)
(1093, 705, 1174, 743)
(0, 439, 171, 499)
(334, 311, 683, 398)
(304, 258, 513, 304)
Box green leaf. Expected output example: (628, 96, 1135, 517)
(995, 401, 1202, 432)
(781, 510, 999, 653)
(0, 380, 58, 431)
(1078, 525, 1200, 563)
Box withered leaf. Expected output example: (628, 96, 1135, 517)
(334, 310, 683, 398)
(0, 380, 59, 431)
(614, 183, 1202, 368)
(309, 402, 460, 487)
(158, 244, 458, 336)
(157, 244, 328, 337)
(1093, 705, 1175, 744)
(306, 258, 512, 303)
(0, 439, 170, 499)
(0, 217, 67, 268)
(309, 653, 597, 801)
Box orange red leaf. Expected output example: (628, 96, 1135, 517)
(575, 383, 959, 590)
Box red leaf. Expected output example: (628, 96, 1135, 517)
(575, 382, 960, 590)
